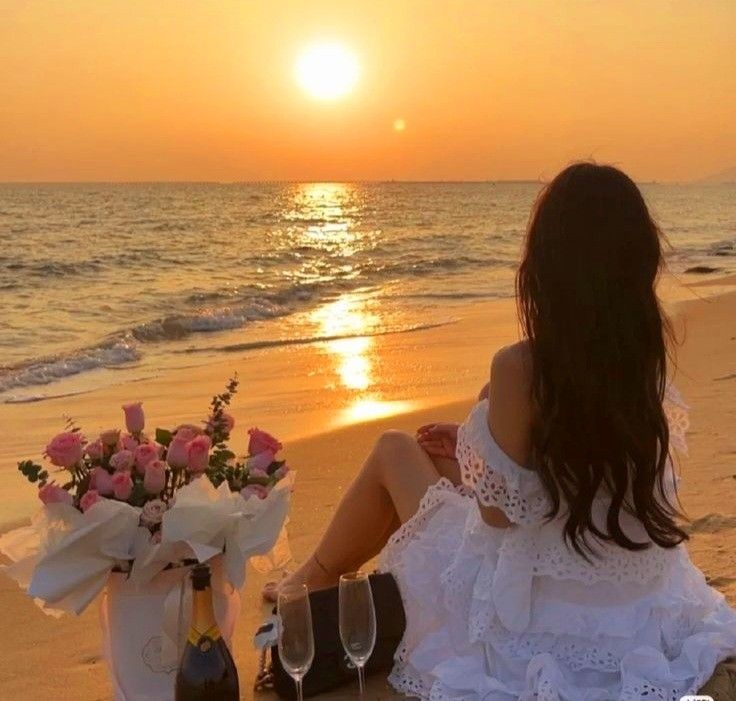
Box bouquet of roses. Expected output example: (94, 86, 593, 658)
(1, 376, 294, 618)
(18, 376, 290, 538)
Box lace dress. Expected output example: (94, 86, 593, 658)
(379, 389, 736, 701)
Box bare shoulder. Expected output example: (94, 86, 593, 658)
(487, 340, 533, 468)
(490, 341, 532, 390)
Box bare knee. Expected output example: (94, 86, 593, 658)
(371, 430, 422, 480)
(376, 429, 415, 454)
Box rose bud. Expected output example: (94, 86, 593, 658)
(122, 402, 145, 434)
(109, 449, 134, 472)
(112, 472, 133, 501)
(166, 436, 190, 469)
(38, 483, 73, 506)
(80, 489, 102, 512)
(85, 439, 104, 461)
(45, 432, 85, 468)
(186, 435, 211, 474)
(143, 460, 166, 495)
(247, 428, 282, 456)
(118, 433, 139, 452)
(90, 467, 115, 496)
(135, 443, 160, 474)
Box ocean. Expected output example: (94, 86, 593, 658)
(1, 181, 734, 403)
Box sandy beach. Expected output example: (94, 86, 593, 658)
(1, 275, 735, 700)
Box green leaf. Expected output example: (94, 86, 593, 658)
(129, 482, 148, 507)
(155, 428, 173, 447)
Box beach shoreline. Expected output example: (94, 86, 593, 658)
(0, 275, 735, 699)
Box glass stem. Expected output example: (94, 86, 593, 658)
(358, 664, 365, 695)
(296, 677, 304, 701)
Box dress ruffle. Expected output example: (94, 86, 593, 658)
(456, 400, 551, 525)
(378, 395, 736, 701)
(380, 484, 736, 700)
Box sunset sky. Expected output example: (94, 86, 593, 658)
(1, 0, 734, 182)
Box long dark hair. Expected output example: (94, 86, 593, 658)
(516, 162, 687, 554)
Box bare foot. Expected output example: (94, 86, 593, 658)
(261, 556, 339, 603)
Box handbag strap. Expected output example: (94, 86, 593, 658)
(254, 647, 274, 692)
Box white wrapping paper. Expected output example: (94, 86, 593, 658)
(101, 556, 239, 701)
(150, 470, 294, 589)
(0, 472, 294, 699)
(0, 499, 140, 615)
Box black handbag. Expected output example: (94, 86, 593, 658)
(266, 572, 406, 698)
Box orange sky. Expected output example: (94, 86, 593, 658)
(1, 0, 734, 182)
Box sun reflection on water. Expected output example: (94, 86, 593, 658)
(309, 292, 414, 425)
(310, 295, 377, 392)
(292, 184, 413, 426)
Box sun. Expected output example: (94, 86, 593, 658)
(295, 42, 360, 101)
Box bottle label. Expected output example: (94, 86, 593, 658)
(188, 624, 222, 651)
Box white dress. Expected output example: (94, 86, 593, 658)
(379, 390, 736, 701)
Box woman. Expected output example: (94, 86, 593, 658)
(268, 163, 736, 699)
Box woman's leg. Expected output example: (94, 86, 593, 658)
(266, 430, 441, 597)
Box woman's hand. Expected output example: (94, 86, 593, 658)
(416, 422, 460, 460)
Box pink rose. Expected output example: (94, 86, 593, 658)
(135, 443, 160, 473)
(186, 435, 211, 474)
(90, 467, 115, 496)
(207, 412, 235, 435)
(118, 433, 139, 452)
(45, 432, 85, 468)
(174, 425, 202, 440)
(100, 429, 121, 447)
(80, 489, 102, 512)
(248, 428, 282, 456)
(109, 449, 134, 472)
(241, 484, 270, 500)
(111, 472, 133, 500)
(166, 436, 190, 469)
(122, 402, 145, 434)
(85, 439, 104, 461)
(38, 483, 73, 506)
(247, 450, 275, 473)
(144, 460, 166, 495)
(140, 498, 167, 527)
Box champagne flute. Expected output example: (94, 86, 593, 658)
(277, 584, 315, 701)
(339, 571, 377, 695)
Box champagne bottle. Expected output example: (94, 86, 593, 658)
(175, 564, 240, 700)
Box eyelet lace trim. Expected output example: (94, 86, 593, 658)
(380, 478, 472, 570)
(664, 383, 690, 456)
(389, 641, 713, 701)
(456, 399, 550, 525)
(501, 530, 674, 584)
(457, 385, 689, 525)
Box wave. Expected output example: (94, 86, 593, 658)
(177, 321, 456, 354)
(4, 388, 96, 405)
(4, 258, 105, 277)
(130, 298, 289, 342)
(0, 339, 140, 394)
(711, 240, 735, 257)
(391, 291, 501, 300)
(0, 290, 304, 393)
